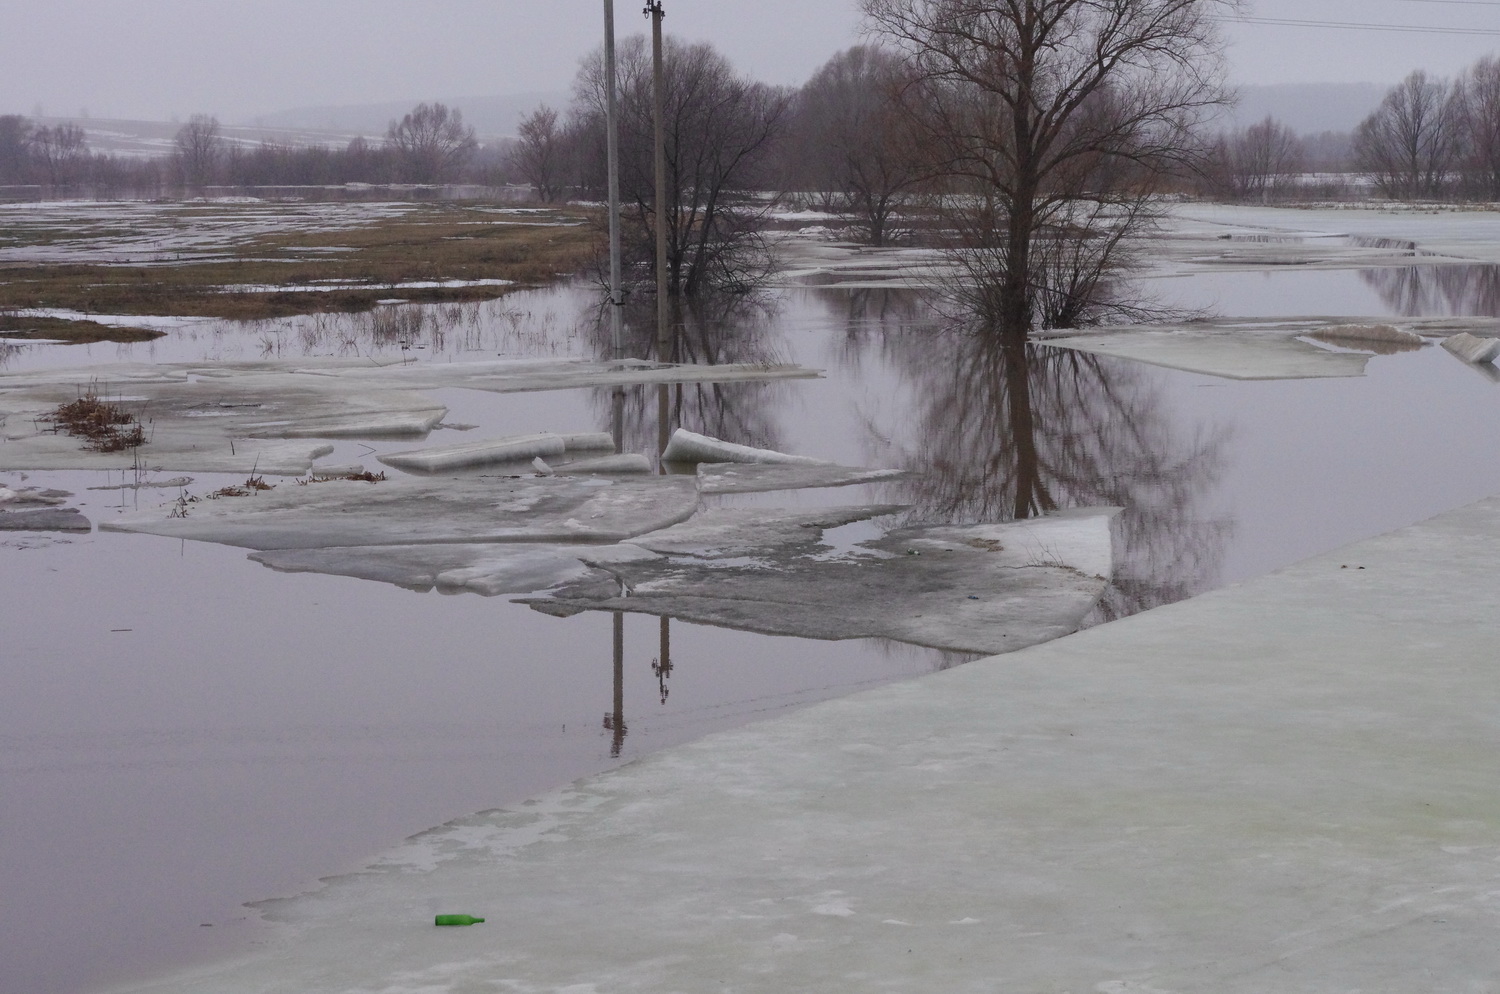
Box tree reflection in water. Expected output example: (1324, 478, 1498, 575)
(587, 291, 801, 458)
(1361, 263, 1500, 317)
(832, 291, 1234, 621)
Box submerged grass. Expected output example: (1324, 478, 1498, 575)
(43, 389, 147, 451)
(0, 201, 602, 323)
(0, 314, 165, 344)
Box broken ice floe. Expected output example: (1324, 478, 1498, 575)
(0, 357, 821, 473)
(289, 357, 820, 394)
(1304, 323, 1425, 350)
(661, 428, 827, 465)
(630, 505, 908, 557)
(1044, 328, 1371, 380)
(100, 475, 701, 550)
(379, 431, 614, 473)
(522, 508, 1119, 656)
(695, 461, 908, 494)
(0, 507, 91, 532)
(1441, 332, 1500, 365)
(0, 373, 441, 473)
(552, 453, 652, 475)
(252, 542, 660, 597)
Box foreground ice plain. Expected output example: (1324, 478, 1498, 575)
(105, 493, 1500, 994)
(13, 198, 1500, 992)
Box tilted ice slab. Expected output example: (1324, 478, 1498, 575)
(101, 475, 701, 550)
(1304, 322, 1425, 349)
(106, 495, 1500, 994)
(253, 542, 660, 596)
(525, 508, 1119, 655)
(379, 431, 614, 473)
(696, 461, 908, 494)
(1441, 331, 1500, 365)
(662, 428, 827, 465)
(1044, 327, 1371, 380)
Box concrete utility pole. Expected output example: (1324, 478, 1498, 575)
(604, 0, 626, 451)
(645, 1, 668, 360)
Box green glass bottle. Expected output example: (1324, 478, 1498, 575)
(434, 914, 486, 926)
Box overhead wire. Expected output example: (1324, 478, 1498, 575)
(1225, 16, 1500, 37)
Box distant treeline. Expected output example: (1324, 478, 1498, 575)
(6, 45, 1500, 216)
(0, 104, 517, 196)
(1203, 55, 1500, 203)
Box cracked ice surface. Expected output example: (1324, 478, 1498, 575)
(101, 475, 702, 550)
(526, 509, 1120, 655)
(246, 506, 905, 598)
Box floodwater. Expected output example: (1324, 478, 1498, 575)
(6, 262, 1500, 994)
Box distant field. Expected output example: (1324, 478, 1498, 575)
(0, 199, 601, 342)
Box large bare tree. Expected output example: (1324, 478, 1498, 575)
(385, 102, 478, 184)
(1354, 71, 1459, 201)
(862, 0, 1234, 337)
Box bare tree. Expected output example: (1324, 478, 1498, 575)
(511, 105, 567, 202)
(574, 36, 790, 296)
(174, 114, 223, 188)
(0, 114, 34, 183)
(1204, 116, 1303, 202)
(863, 0, 1235, 338)
(385, 103, 478, 184)
(1354, 71, 1459, 201)
(1453, 56, 1500, 200)
(31, 123, 91, 187)
(789, 46, 929, 245)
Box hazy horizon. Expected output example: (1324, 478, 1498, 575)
(3, 1, 1497, 125)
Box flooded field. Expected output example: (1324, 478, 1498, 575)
(6, 203, 1500, 993)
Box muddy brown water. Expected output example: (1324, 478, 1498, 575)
(6, 269, 1500, 994)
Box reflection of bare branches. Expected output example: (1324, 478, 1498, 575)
(586, 292, 800, 456)
(1361, 264, 1500, 318)
(863, 321, 1232, 619)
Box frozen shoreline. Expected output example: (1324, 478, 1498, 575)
(103, 491, 1500, 993)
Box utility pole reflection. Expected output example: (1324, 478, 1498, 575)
(601, 612, 675, 756)
(604, 611, 627, 757)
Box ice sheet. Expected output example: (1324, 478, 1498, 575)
(101, 475, 702, 550)
(1043, 328, 1372, 380)
(526, 509, 1119, 655)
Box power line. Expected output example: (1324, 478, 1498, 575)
(1229, 15, 1500, 36)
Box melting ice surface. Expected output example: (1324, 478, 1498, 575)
(9, 229, 1500, 993)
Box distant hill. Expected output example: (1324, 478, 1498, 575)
(34, 117, 367, 159)
(245, 92, 570, 141)
(1223, 83, 1387, 135)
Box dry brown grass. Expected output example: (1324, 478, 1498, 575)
(43, 390, 147, 451)
(0, 202, 603, 322)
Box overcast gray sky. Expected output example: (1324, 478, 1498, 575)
(3, 0, 1499, 122)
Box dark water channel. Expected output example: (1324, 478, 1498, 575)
(6, 267, 1500, 994)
